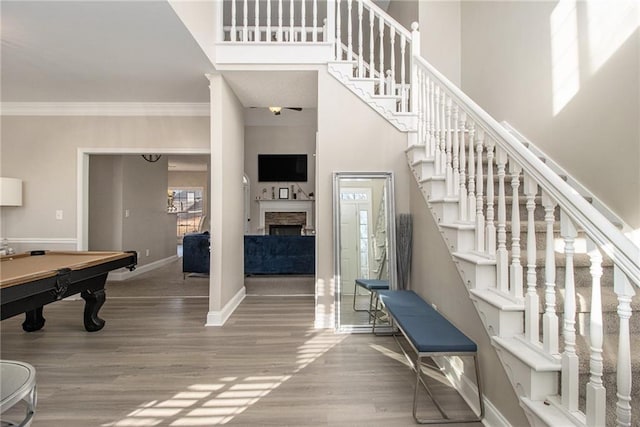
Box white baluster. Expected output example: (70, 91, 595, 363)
(418, 71, 425, 147)
(452, 105, 460, 196)
(560, 211, 578, 412)
(509, 162, 523, 299)
(378, 17, 384, 94)
(434, 87, 442, 175)
(485, 138, 496, 254)
(425, 77, 433, 154)
(467, 122, 476, 221)
(357, 0, 363, 77)
(389, 26, 396, 96)
(266, 0, 271, 42)
(458, 112, 468, 222)
(614, 266, 635, 427)
(254, 0, 260, 41)
(475, 129, 485, 253)
(445, 97, 453, 196)
(524, 174, 538, 343)
(541, 192, 559, 354)
(231, 0, 237, 41)
(243, 0, 248, 41)
(301, 0, 306, 42)
(495, 147, 508, 293)
(289, 0, 294, 41)
(278, 0, 283, 42)
(586, 239, 605, 427)
(439, 89, 446, 174)
(400, 34, 406, 112)
(430, 81, 437, 159)
(312, 0, 317, 42)
(369, 9, 374, 78)
(335, 0, 341, 59)
(347, 0, 353, 61)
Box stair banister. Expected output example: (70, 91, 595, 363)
(413, 55, 640, 287)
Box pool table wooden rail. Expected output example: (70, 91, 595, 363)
(1, 250, 137, 332)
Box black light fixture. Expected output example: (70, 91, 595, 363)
(141, 154, 162, 163)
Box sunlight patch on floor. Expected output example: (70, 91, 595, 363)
(102, 329, 346, 426)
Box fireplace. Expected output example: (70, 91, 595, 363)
(258, 200, 314, 235)
(269, 224, 303, 235)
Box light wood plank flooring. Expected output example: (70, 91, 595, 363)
(1, 265, 482, 426)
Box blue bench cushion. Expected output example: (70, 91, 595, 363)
(378, 290, 477, 353)
(398, 315, 477, 353)
(355, 279, 389, 291)
(378, 290, 433, 315)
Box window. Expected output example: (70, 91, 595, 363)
(169, 188, 204, 238)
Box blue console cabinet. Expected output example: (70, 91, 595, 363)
(244, 235, 315, 275)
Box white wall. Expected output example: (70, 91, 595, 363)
(209, 74, 246, 316)
(315, 68, 411, 328)
(419, 0, 461, 85)
(460, 0, 640, 228)
(0, 115, 209, 251)
(244, 108, 317, 234)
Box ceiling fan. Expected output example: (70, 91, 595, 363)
(250, 106, 303, 115)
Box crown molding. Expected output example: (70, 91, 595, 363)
(0, 102, 210, 116)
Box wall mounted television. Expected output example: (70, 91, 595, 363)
(258, 154, 308, 182)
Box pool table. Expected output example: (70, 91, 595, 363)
(0, 250, 137, 332)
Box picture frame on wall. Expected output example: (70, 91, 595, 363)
(279, 188, 289, 199)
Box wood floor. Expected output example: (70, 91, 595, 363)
(1, 264, 482, 426)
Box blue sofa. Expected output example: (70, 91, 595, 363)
(183, 232, 210, 278)
(244, 235, 315, 275)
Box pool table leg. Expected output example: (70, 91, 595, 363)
(22, 307, 46, 332)
(81, 288, 106, 332)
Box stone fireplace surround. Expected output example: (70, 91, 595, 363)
(257, 200, 314, 235)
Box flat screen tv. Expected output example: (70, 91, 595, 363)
(258, 154, 308, 182)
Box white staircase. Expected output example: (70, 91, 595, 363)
(213, 1, 640, 425)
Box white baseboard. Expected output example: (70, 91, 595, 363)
(108, 255, 178, 281)
(206, 286, 246, 327)
(433, 355, 511, 427)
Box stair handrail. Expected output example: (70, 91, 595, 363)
(357, 0, 412, 41)
(413, 53, 640, 287)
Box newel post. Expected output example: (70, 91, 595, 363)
(410, 22, 420, 115)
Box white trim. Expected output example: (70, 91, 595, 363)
(5, 237, 78, 245)
(108, 255, 178, 281)
(205, 286, 246, 326)
(433, 355, 511, 427)
(0, 102, 210, 116)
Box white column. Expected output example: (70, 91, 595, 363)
(445, 97, 453, 196)
(458, 112, 468, 222)
(485, 138, 496, 254)
(254, 0, 260, 41)
(231, 0, 237, 41)
(357, 0, 363, 77)
(347, 0, 353, 61)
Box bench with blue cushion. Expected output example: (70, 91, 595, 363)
(353, 279, 389, 322)
(373, 290, 484, 424)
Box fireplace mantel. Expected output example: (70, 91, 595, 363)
(257, 200, 314, 235)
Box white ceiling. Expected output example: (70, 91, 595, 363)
(1, 1, 320, 108)
(1, 0, 213, 102)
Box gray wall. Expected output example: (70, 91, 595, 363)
(0, 115, 209, 251)
(460, 0, 640, 228)
(89, 155, 123, 251)
(315, 68, 411, 327)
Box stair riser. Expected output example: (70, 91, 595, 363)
(441, 226, 475, 252)
(429, 199, 459, 223)
(420, 178, 446, 202)
(454, 257, 497, 291)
